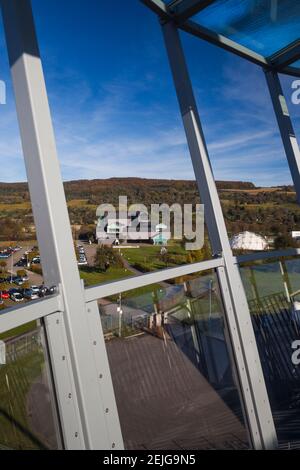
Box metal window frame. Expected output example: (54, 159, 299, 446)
(161, 20, 277, 449)
(0, 294, 61, 334)
(169, 0, 216, 23)
(2, 0, 300, 452)
(265, 69, 300, 204)
(141, 0, 300, 77)
(0, 0, 123, 450)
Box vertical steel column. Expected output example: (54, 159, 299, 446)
(162, 20, 277, 449)
(265, 69, 300, 204)
(1, 0, 123, 450)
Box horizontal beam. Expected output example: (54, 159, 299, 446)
(283, 65, 300, 78)
(182, 20, 269, 68)
(269, 40, 300, 69)
(140, 0, 170, 18)
(0, 294, 62, 335)
(236, 248, 300, 264)
(85, 257, 224, 302)
(170, 0, 216, 23)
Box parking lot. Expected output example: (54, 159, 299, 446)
(0, 244, 52, 309)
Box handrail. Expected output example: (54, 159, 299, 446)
(236, 248, 300, 264)
(0, 294, 62, 335)
(85, 257, 224, 303)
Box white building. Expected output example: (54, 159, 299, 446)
(96, 213, 170, 245)
(292, 231, 300, 240)
(230, 231, 269, 251)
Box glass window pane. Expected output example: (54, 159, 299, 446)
(0, 321, 62, 449)
(99, 271, 249, 449)
(194, 0, 300, 57)
(240, 257, 300, 447)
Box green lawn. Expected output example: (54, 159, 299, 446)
(79, 266, 132, 287)
(122, 241, 188, 272)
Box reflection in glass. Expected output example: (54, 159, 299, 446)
(0, 322, 61, 450)
(100, 272, 249, 450)
(240, 258, 300, 447)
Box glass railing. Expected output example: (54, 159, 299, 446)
(98, 271, 249, 450)
(240, 256, 300, 448)
(0, 321, 62, 449)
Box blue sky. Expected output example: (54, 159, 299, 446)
(0, 0, 299, 186)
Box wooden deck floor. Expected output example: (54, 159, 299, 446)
(106, 333, 248, 450)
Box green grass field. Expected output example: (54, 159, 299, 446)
(79, 266, 131, 286)
(122, 241, 188, 272)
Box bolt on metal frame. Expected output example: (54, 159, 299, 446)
(0, 0, 299, 450)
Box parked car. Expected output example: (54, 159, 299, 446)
(31, 257, 41, 264)
(23, 288, 39, 300)
(39, 285, 56, 297)
(15, 259, 27, 267)
(14, 277, 24, 286)
(31, 285, 40, 295)
(0, 291, 10, 300)
(78, 260, 88, 266)
(10, 292, 24, 302)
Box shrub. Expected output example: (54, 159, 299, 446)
(17, 269, 27, 278)
(94, 245, 123, 272)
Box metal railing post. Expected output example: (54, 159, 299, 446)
(265, 69, 300, 204)
(0, 0, 123, 450)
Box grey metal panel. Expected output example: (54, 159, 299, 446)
(85, 258, 224, 303)
(162, 20, 277, 449)
(44, 312, 85, 450)
(265, 70, 300, 204)
(1, 0, 122, 449)
(0, 295, 61, 334)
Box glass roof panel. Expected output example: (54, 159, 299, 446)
(291, 59, 300, 69)
(193, 0, 300, 57)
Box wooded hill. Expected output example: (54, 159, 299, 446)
(0, 178, 297, 242)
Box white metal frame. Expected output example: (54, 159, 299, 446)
(0, 0, 300, 451)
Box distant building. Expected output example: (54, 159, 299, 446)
(96, 214, 170, 245)
(292, 231, 300, 240)
(230, 231, 269, 251)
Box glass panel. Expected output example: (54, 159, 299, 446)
(194, 0, 300, 57)
(0, 321, 62, 449)
(30, 0, 212, 288)
(288, 59, 300, 70)
(99, 271, 249, 450)
(240, 257, 300, 448)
